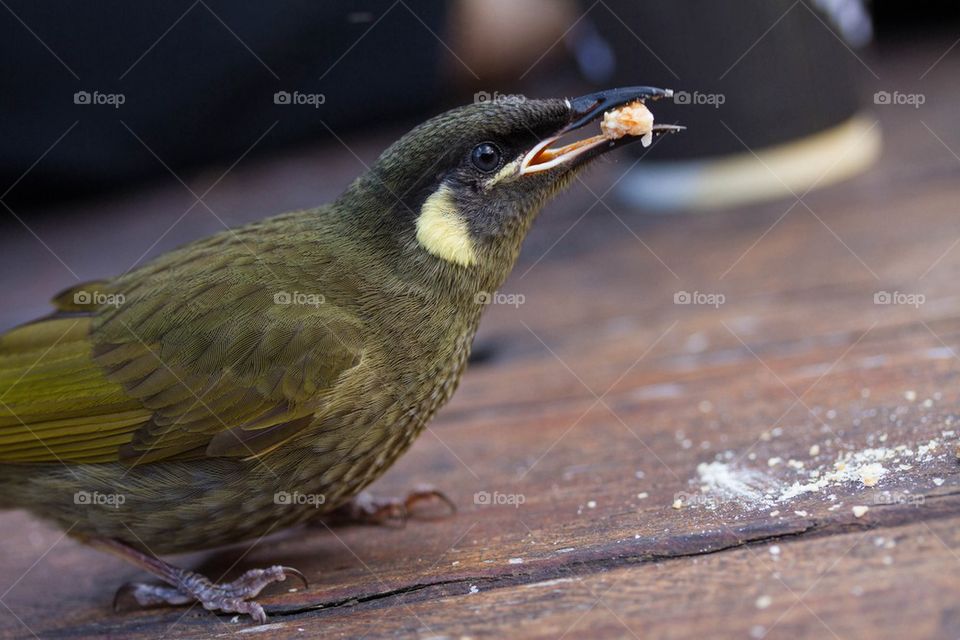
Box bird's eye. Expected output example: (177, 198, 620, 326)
(470, 142, 502, 173)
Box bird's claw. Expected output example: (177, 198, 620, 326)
(113, 564, 307, 623)
(328, 485, 457, 527)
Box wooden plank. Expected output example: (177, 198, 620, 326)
(123, 516, 957, 640)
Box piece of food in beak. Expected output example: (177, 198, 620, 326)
(600, 100, 655, 147)
(520, 98, 667, 174)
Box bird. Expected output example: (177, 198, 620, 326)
(0, 87, 681, 622)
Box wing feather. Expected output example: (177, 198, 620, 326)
(0, 218, 367, 465)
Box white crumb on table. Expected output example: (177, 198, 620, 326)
(679, 429, 950, 512)
(696, 461, 779, 508)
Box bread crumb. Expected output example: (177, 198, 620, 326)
(852, 505, 869, 518)
(672, 498, 683, 509)
(600, 101, 655, 147)
(755, 595, 772, 609)
(809, 444, 820, 456)
(859, 463, 885, 487)
(904, 390, 917, 402)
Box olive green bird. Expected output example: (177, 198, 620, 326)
(0, 87, 680, 622)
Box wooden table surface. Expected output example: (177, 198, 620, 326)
(3, 40, 960, 639)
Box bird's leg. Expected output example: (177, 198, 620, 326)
(85, 537, 307, 623)
(326, 484, 456, 527)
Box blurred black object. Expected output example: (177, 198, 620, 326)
(1, 1, 447, 208)
(872, 0, 960, 36)
(577, 0, 868, 160)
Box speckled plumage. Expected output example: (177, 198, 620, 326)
(0, 97, 584, 554)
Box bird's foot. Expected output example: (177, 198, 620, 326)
(87, 536, 306, 623)
(114, 565, 307, 623)
(328, 484, 456, 527)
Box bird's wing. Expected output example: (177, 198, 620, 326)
(0, 224, 367, 465)
(0, 315, 150, 463)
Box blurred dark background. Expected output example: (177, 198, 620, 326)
(2, 0, 960, 328)
(1, 0, 956, 209)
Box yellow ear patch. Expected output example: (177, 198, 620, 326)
(416, 185, 476, 267)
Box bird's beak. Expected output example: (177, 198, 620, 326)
(519, 86, 684, 175)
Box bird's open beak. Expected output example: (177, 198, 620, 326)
(519, 86, 684, 175)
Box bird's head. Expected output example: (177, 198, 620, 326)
(340, 87, 682, 295)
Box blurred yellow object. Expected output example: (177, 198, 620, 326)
(617, 114, 882, 212)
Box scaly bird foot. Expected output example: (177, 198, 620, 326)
(88, 537, 306, 623)
(328, 484, 456, 527)
(114, 565, 307, 623)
